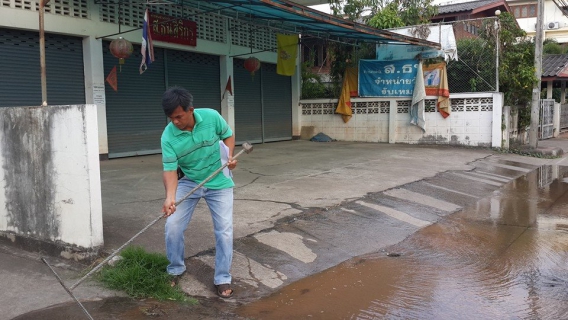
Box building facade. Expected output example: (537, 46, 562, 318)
(0, 0, 300, 158)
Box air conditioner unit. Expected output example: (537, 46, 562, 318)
(547, 21, 560, 30)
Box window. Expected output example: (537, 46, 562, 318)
(511, 4, 537, 18)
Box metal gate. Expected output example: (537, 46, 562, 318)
(561, 103, 568, 130)
(539, 99, 554, 140)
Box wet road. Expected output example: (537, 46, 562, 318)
(14, 164, 568, 319)
(237, 166, 568, 319)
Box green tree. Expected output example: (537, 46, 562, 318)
(495, 13, 538, 109)
(543, 38, 568, 54)
(367, 0, 437, 28)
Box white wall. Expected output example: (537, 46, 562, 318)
(0, 105, 103, 254)
(300, 93, 502, 147)
(511, 0, 568, 43)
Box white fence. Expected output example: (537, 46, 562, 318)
(301, 92, 503, 147)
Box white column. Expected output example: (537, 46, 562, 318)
(492, 92, 504, 148)
(547, 80, 553, 99)
(83, 36, 108, 156)
(291, 44, 302, 139)
(220, 55, 235, 131)
(389, 99, 397, 143)
(553, 102, 561, 137)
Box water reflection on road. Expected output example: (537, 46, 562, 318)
(237, 166, 568, 319)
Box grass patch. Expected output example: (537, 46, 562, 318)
(97, 246, 193, 303)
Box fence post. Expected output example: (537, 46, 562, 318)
(554, 102, 561, 138)
(492, 92, 504, 148)
(503, 105, 510, 150)
(388, 99, 397, 144)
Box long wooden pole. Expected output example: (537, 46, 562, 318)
(39, 0, 49, 106)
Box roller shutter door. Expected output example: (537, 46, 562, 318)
(166, 50, 220, 111)
(261, 63, 292, 141)
(103, 41, 167, 158)
(104, 42, 221, 158)
(0, 28, 85, 107)
(234, 58, 263, 143)
(233, 59, 291, 143)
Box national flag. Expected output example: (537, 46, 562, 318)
(106, 66, 118, 92)
(276, 34, 298, 76)
(139, 8, 155, 74)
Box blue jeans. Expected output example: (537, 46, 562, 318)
(165, 178, 233, 285)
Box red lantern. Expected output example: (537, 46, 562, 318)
(244, 57, 261, 79)
(109, 37, 133, 72)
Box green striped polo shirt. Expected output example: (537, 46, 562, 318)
(161, 108, 234, 189)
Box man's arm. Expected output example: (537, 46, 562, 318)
(162, 170, 178, 217)
(223, 134, 237, 170)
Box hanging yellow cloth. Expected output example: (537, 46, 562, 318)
(276, 34, 299, 76)
(335, 67, 358, 123)
(423, 62, 450, 118)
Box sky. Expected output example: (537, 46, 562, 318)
(308, 0, 474, 14)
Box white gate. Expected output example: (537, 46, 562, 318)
(539, 99, 554, 140)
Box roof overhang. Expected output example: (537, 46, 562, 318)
(180, 0, 441, 48)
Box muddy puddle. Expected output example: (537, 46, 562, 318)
(15, 166, 568, 320)
(236, 166, 568, 319)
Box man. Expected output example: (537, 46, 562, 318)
(160, 86, 236, 299)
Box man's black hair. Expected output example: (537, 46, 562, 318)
(162, 86, 194, 116)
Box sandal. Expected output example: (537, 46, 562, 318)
(215, 283, 234, 298)
(170, 271, 186, 287)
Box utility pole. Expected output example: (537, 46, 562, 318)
(529, 0, 545, 148)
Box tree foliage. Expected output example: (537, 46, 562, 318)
(494, 12, 538, 110)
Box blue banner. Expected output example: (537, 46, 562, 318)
(359, 59, 418, 97)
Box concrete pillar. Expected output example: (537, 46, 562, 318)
(547, 80, 553, 99)
(82, 36, 108, 157)
(492, 92, 504, 148)
(561, 80, 566, 104)
(220, 55, 235, 131)
(554, 102, 560, 137)
(388, 99, 397, 143)
(291, 45, 301, 139)
(503, 105, 510, 150)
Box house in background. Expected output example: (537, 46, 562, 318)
(432, 0, 511, 38)
(542, 54, 568, 101)
(433, 0, 510, 22)
(508, 0, 568, 43)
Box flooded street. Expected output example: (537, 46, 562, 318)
(237, 166, 568, 319)
(13, 165, 568, 320)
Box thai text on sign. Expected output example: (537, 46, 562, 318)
(149, 12, 197, 47)
(358, 59, 418, 97)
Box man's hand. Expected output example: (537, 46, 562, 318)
(227, 157, 237, 170)
(162, 170, 179, 218)
(162, 198, 176, 217)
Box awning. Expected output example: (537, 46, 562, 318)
(183, 0, 441, 49)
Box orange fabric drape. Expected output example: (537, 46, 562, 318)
(335, 67, 358, 123)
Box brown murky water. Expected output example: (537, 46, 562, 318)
(237, 166, 568, 319)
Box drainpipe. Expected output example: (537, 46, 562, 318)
(39, 0, 50, 106)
